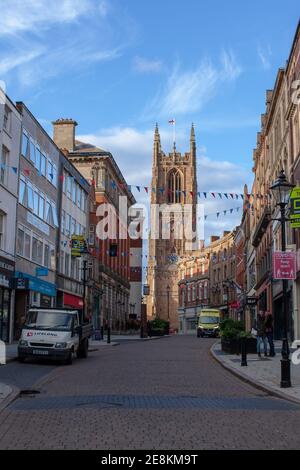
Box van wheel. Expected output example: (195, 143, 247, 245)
(65, 351, 73, 365)
(18, 356, 25, 363)
(197, 330, 201, 338)
(77, 339, 89, 359)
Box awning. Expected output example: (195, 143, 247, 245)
(63, 293, 84, 309)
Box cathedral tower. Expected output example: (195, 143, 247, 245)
(146, 125, 198, 329)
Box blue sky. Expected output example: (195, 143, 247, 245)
(0, 0, 299, 239)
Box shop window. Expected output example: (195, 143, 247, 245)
(31, 292, 40, 307)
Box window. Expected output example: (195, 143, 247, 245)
(76, 222, 81, 235)
(32, 236, 43, 264)
(72, 181, 77, 203)
(33, 190, 39, 216)
(65, 253, 70, 277)
(51, 202, 59, 227)
(65, 214, 71, 236)
(3, 106, 11, 133)
(27, 182, 34, 211)
(44, 244, 50, 267)
(71, 218, 76, 236)
(81, 192, 86, 211)
(60, 251, 65, 274)
(17, 228, 25, 256)
(24, 232, 31, 258)
(45, 199, 51, 224)
(35, 146, 41, 173)
(63, 171, 67, 194)
(67, 175, 72, 198)
(50, 245, 55, 270)
(0, 213, 5, 248)
(40, 153, 46, 176)
(168, 169, 182, 203)
(38, 195, 45, 220)
(29, 138, 36, 165)
(22, 131, 29, 158)
(47, 160, 54, 183)
(61, 210, 65, 234)
(19, 178, 26, 205)
(52, 164, 57, 187)
(77, 187, 82, 208)
(0, 146, 9, 185)
(31, 292, 40, 306)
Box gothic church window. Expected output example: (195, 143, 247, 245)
(168, 169, 182, 203)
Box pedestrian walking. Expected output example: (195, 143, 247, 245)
(265, 311, 276, 357)
(254, 311, 268, 358)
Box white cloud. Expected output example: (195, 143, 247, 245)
(258, 45, 272, 70)
(0, 48, 44, 75)
(0, 0, 134, 87)
(144, 50, 242, 119)
(133, 56, 163, 74)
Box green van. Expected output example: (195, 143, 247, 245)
(197, 309, 221, 338)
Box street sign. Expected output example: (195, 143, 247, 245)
(71, 235, 89, 257)
(246, 297, 257, 306)
(36, 267, 49, 277)
(273, 252, 296, 280)
(290, 187, 300, 228)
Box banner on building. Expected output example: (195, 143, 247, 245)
(71, 236, 89, 258)
(290, 187, 300, 229)
(273, 252, 296, 280)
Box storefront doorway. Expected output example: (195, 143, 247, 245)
(0, 287, 11, 343)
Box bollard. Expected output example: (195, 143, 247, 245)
(241, 337, 248, 367)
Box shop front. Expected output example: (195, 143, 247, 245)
(0, 258, 15, 343)
(0, 257, 15, 343)
(13, 272, 56, 340)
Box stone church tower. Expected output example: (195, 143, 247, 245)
(146, 124, 198, 330)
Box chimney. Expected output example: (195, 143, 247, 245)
(210, 236, 220, 243)
(52, 118, 78, 152)
(223, 231, 231, 237)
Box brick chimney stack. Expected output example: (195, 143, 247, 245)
(52, 118, 78, 152)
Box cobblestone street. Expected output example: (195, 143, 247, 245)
(1, 336, 300, 450)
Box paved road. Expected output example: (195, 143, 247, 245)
(0, 336, 300, 450)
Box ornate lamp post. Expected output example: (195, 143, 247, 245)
(270, 170, 295, 389)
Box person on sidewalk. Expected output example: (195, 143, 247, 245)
(265, 311, 276, 357)
(255, 311, 268, 358)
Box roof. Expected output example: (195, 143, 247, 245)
(73, 140, 108, 154)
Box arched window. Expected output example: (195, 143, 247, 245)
(168, 169, 182, 203)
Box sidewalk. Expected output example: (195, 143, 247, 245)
(211, 340, 300, 404)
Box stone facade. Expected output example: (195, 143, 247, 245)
(146, 125, 197, 330)
(0, 89, 21, 343)
(53, 119, 138, 333)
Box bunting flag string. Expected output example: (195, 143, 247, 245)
(16, 164, 271, 202)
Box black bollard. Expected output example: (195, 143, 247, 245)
(241, 337, 248, 367)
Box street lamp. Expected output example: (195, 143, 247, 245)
(167, 285, 170, 320)
(222, 280, 231, 318)
(270, 170, 295, 389)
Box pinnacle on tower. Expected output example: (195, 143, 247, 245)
(190, 123, 195, 142)
(154, 123, 160, 143)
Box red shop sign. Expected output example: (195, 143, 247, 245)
(273, 252, 296, 280)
